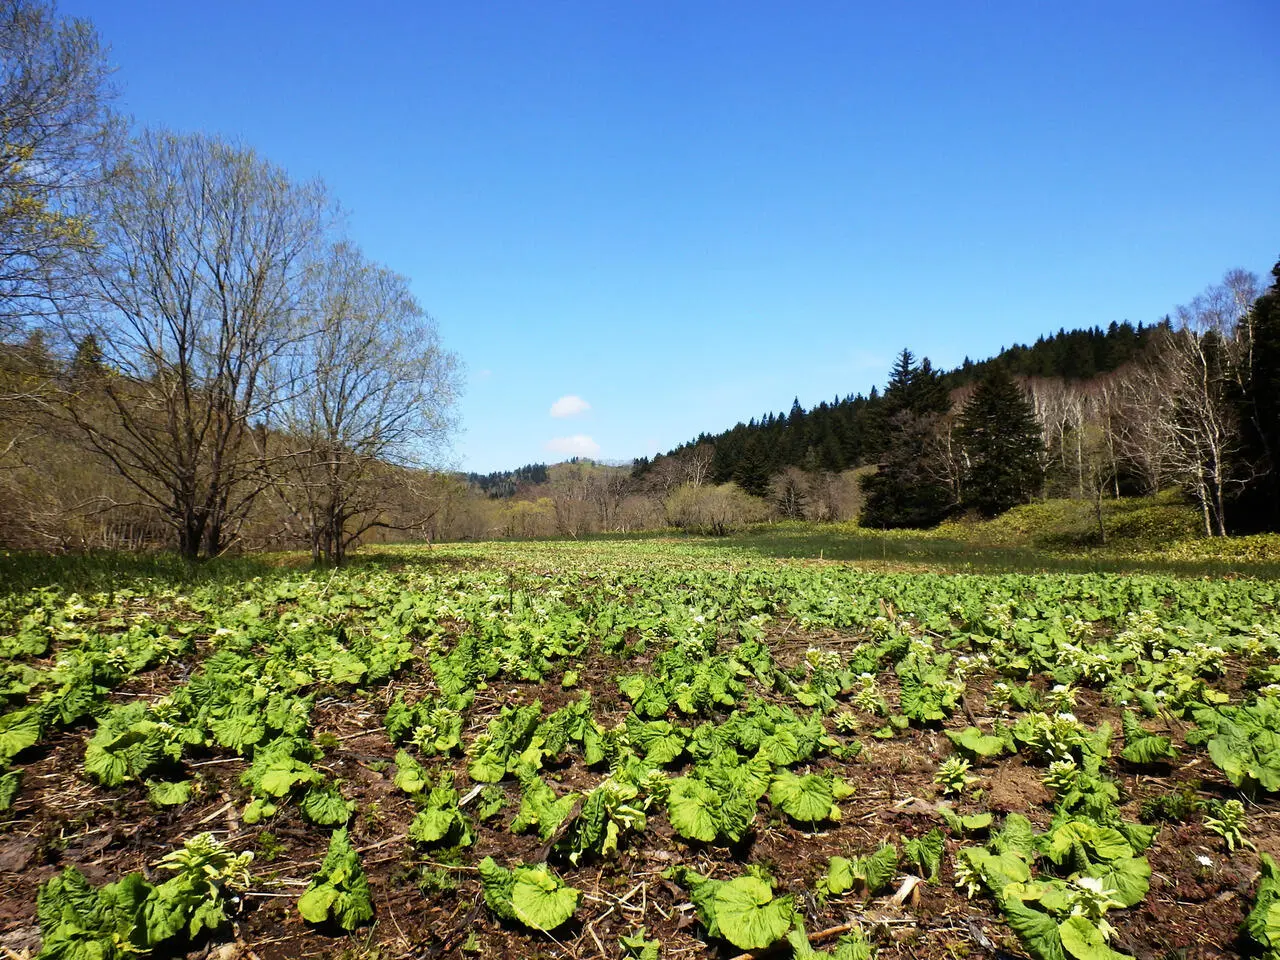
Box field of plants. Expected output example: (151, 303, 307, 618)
(2, 538, 1280, 960)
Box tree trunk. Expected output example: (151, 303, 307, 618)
(1094, 484, 1106, 545)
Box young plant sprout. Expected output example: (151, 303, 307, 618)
(1204, 799, 1254, 852)
(1066, 876, 1125, 941)
(934, 755, 977, 795)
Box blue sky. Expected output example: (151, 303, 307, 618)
(65, 1, 1279, 473)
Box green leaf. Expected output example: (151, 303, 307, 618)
(1058, 916, 1129, 960)
(999, 897, 1067, 960)
(409, 808, 456, 844)
(823, 856, 856, 895)
(821, 846, 898, 897)
(964, 847, 1031, 891)
(510, 865, 580, 931)
(939, 804, 993, 834)
(992, 813, 1036, 860)
(0, 768, 20, 811)
(298, 828, 372, 930)
(299, 783, 353, 826)
(242, 797, 277, 824)
(478, 856, 517, 923)
(0, 708, 41, 761)
(857, 845, 899, 896)
(948, 726, 1009, 758)
(619, 926, 661, 960)
(769, 771, 839, 824)
(667, 777, 720, 842)
(904, 828, 945, 881)
(1120, 713, 1176, 765)
(1083, 857, 1150, 908)
(210, 711, 266, 751)
(255, 755, 323, 797)
(146, 779, 193, 807)
(297, 883, 339, 923)
(712, 875, 795, 950)
(1045, 821, 1132, 867)
(393, 749, 429, 794)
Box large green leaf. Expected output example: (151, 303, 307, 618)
(257, 756, 323, 797)
(1046, 821, 1132, 867)
(478, 856, 517, 922)
(999, 897, 1067, 960)
(510, 866, 580, 931)
(0, 709, 41, 760)
(992, 813, 1036, 860)
(948, 726, 1009, 758)
(904, 828, 945, 881)
(299, 783, 353, 826)
(146, 779, 193, 807)
(1083, 856, 1150, 908)
(393, 749, 429, 794)
(712, 876, 795, 950)
(1058, 916, 1130, 960)
(769, 772, 838, 824)
(667, 777, 719, 842)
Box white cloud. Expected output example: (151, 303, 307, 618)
(550, 394, 590, 418)
(546, 434, 600, 457)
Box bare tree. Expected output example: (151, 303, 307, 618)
(0, 0, 118, 337)
(1114, 359, 1172, 495)
(768, 466, 809, 520)
(272, 242, 459, 563)
(56, 130, 330, 558)
(546, 461, 594, 537)
(1113, 272, 1259, 536)
(643, 442, 715, 497)
(584, 465, 630, 532)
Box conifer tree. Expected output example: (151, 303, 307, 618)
(957, 367, 1044, 516)
(860, 350, 955, 528)
(1233, 258, 1280, 530)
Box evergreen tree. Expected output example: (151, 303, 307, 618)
(957, 367, 1044, 516)
(860, 350, 956, 528)
(1232, 258, 1280, 531)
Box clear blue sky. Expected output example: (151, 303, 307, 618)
(64, 1, 1279, 473)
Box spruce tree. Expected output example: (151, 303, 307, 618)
(957, 367, 1044, 516)
(860, 350, 956, 528)
(1232, 258, 1280, 531)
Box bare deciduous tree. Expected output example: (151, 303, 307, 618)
(0, 0, 118, 337)
(57, 130, 330, 558)
(272, 242, 460, 563)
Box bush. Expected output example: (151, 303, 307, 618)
(665, 483, 767, 536)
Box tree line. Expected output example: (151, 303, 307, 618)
(0, 1, 460, 562)
(629, 265, 1280, 538)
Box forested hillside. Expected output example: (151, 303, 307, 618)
(633, 269, 1280, 537)
(636, 320, 1165, 494)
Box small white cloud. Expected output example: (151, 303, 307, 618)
(546, 434, 600, 457)
(550, 394, 590, 418)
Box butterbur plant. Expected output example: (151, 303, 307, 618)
(852, 674, 885, 715)
(298, 828, 373, 930)
(1204, 799, 1254, 852)
(1043, 758, 1078, 795)
(1043, 684, 1076, 713)
(934, 756, 976, 796)
(832, 710, 859, 733)
(1065, 876, 1125, 941)
(151, 832, 254, 940)
(478, 857, 581, 932)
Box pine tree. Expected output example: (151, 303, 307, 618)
(957, 368, 1044, 516)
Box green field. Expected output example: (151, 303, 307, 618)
(2, 536, 1279, 959)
